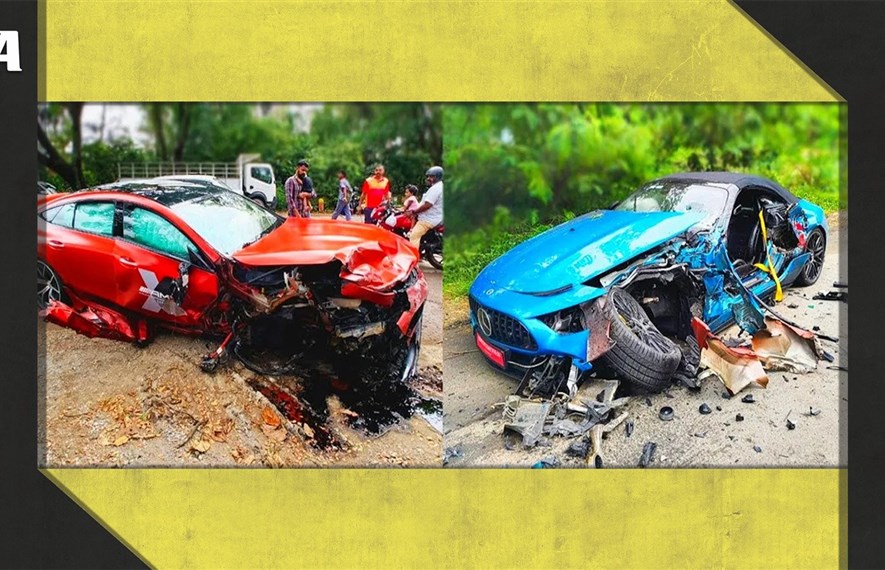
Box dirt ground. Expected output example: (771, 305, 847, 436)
(39, 260, 443, 468)
(443, 213, 847, 468)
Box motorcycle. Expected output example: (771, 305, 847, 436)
(370, 202, 443, 270)
(349, 190, 361, 215)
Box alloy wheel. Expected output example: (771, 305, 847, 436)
(38, 260, 62, 309)
(805, 230, 825, 283)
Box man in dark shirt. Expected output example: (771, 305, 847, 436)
(284, 159, 316, 218)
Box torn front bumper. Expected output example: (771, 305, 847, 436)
(468, 295, 597, 375)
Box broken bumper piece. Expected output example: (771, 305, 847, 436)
(41, 299, 149, 343)
(693, 315, 825, 395)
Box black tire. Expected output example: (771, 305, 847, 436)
(600, 288, 682, 393)
(794, 228, 826, 286)
(425, 245, 443, 270)
(398, 315, 422, 382)
(335, 316, 422, 386)
(37, 259, 65, 309)
(421, 232, 443, 270)
(249, 194, 268, 208)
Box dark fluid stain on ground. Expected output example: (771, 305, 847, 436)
(246, 375, 340, 450)
(246, 363, 441, 450)
(330, 374, 442, 436)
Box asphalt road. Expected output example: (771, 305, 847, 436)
(443, 214, 847, 468)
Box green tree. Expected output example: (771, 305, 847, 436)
(444, 103, 841, 298)
(38, 103, 86, 190)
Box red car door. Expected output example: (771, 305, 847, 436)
(113, 203, 219, 329)
(41, 200, 120, 304)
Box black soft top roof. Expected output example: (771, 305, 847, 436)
(658, 171, 798, 203)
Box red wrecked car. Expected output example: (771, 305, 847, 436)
(38, 181, 427, 383)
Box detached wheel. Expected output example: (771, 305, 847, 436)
(37, 260, 64, 309)
(600, 288, 681, 393)
(795, 228, 826, 286)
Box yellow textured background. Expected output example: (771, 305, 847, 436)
(43, 0, 838, 102)
(42, 0, 843, 567)
(47, 469, 841, 568)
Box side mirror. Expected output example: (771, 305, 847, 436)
(188, 246, 212, 271)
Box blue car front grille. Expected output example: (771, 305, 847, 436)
(470, 297, 537, 350)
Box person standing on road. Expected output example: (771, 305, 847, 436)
(330, 170, 353, 221)
(409, 166, 444, 248)
(285, 159, 315, 218)
(296, 161, 317, 218)
(284, 161, 306, 218)
(359, 164, 391, 223)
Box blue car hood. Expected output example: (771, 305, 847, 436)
(476, 210, 704, 295)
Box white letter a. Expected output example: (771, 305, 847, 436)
(0, 31, 22, 72)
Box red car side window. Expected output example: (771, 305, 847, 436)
(122, 206, 194, 260)
(41, 203, 75, 228)
(72, 202, 115, 236)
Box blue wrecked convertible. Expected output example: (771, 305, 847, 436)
(469, 172, 828, 395)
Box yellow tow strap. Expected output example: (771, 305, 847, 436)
(752, 209, 783, 302)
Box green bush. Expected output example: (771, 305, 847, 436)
(444, 103, 842, 298)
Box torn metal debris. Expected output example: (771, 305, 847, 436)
(443, 445, 464, 466)
(501, 379, 629, 456)
(813, 291, 848, 303)
(751, 318, 823, 373)
(692, 314, 828, 396)
(638, 442, 657, 468)
(502, 397, 552, 447)
(693, 318, 768, 395)
(586, 411, 628, 468)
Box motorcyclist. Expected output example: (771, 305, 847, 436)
(409, 166, 443, 248)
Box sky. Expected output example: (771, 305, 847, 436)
(78, 103, 322, 147)
(80, 104, 149, 146)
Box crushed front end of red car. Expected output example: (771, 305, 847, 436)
(40, 192, 428, 385)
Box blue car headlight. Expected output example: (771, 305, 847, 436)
(538, 305, 586, 333)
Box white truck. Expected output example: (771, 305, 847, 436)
(117, 153, 278, 207)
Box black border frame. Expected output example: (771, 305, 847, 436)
(2, 1, 883, 567)
(734, 3, 884, 566)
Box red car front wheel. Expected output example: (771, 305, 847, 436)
(37, 260, 64, 309)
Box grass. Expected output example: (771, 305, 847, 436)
(443, 219, 558, 301)
(792, 183, 842, 214)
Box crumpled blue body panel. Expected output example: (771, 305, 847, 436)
(475, 209, 704, 299)
(469, 200, 827, 370)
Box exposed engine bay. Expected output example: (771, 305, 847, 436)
(510, 212, 825, 399)
(43, 257, 427, 385)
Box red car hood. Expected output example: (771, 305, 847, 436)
(232, 218, 420, 291)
